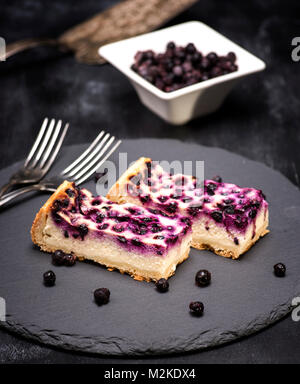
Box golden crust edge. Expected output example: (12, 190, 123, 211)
(106, 157, 151, 203)
(31, 180, 74, 247)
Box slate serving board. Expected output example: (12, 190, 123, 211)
(0, 139, 299, 356)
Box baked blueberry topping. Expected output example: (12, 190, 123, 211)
(155, 278, 169, 292)
(158, 196, 168, 203)
(166, 235, 178, 244)
(188, 204, 202, 217)
(96, 213, 106, 223)
(154, 235, 165, 240)
(131, 238, 143, 247)
(117, 236, 127, 244)
(64, 254, 76, 266)
(98, 223, 109, 230)
(274, 263, 286, 277)
(52, 250, 65, 266)
(94, 288, 110, 305)
(182, 196, 193, 203)
(92, 199, 101, 206)
(166, 201, 178, 214)
(43, 270, 56, 287)
(78, 224, 88, 239)
(66, 188, 75, 198)
(225, 205, 235, 215)
(151, 223, 163, 233)
(140, 195, 150, 204)
(195, 270, 211, 287)
(189, 301, 204, 316)
(112, 225, 125, 233)
(212, 175, 222, 183)
(211, 211, 223, 222)
(206, 182, 217, 196)
(249, 209, 257, 219)
(234, 216, 247, 229)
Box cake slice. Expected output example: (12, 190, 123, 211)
(107, 158, 269, 259)
(31, 181, 192, 281)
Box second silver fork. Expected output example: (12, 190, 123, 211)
(0, 131, 122, 208)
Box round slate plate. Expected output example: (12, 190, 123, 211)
(0, 139, 300, 356)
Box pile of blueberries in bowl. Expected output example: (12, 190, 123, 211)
(131, 42, 238, 93)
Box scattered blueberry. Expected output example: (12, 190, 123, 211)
(195, 270, 211, 287)
(211, 211, 223, 222)
(43, 270, 56, 287)
(155, 278, 169, 292)
(52, 250, 65, 266)
(64, 253, 76, 266)
(94, 288, 110, 305)
(274, 263, 286, 277)
(189, 301, 204, 316)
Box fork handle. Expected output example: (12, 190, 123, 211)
(0, 184, 55, 208)
(0, 181, 16, 199)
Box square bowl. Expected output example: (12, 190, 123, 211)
(99, 21, 266, 125)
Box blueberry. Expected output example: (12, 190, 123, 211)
(249, 209, 257, 219)
(131, 238, 143, 247)
(155, 278, 169, 292)
(189, 301, 204, 316)
(207, 52, 218, 64)
(52, 250, 65, 266)
(212, 175, 222, 183)
(64, 230, 69, 238)
(43, 270, 56, 287)
(200, 57, 210, 70)
(94, 288, 110, 305)
(166, 201, 178, 214)
(98, 223, 109, 230)
(64, 254, 76, 266)
(167, 41, 176, 50)
(185, 43, 196, 54)
(195, 270, 211, 287)
(140, 195, 150, 204)
(225, 205, 235, 215)
(206, 182, 217, 196)
(78, 224, 88, 239)
(117, 236, 127, 244)
(234, 237, 239, 245)
(274, 263, 286, 277)
(227, 51, 236, 63)
(210, 66, 223, 77)
(158, 196, 168, 203)
(211, 211, 223, 222)
(173, 65, 183, 77)
(65, 188, 75, 198)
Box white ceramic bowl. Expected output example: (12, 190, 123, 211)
(99, 21, 266, 125)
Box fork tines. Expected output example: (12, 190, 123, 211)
(25, 118, 69, 172)
(62, 131, 122, 186)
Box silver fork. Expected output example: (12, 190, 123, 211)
(0, 131, 122, 208)
(0, 118, 69, 199)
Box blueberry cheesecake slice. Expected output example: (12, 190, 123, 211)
(107, 158, 269, 259)
(31, 181, 192, 282)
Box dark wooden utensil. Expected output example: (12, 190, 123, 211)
(6, 0, 198, 65)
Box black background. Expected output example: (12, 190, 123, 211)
(0, 0, 300, 364)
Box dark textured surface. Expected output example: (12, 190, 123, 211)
(1, 0, 300, 364)
(0, 140, 300, 357)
